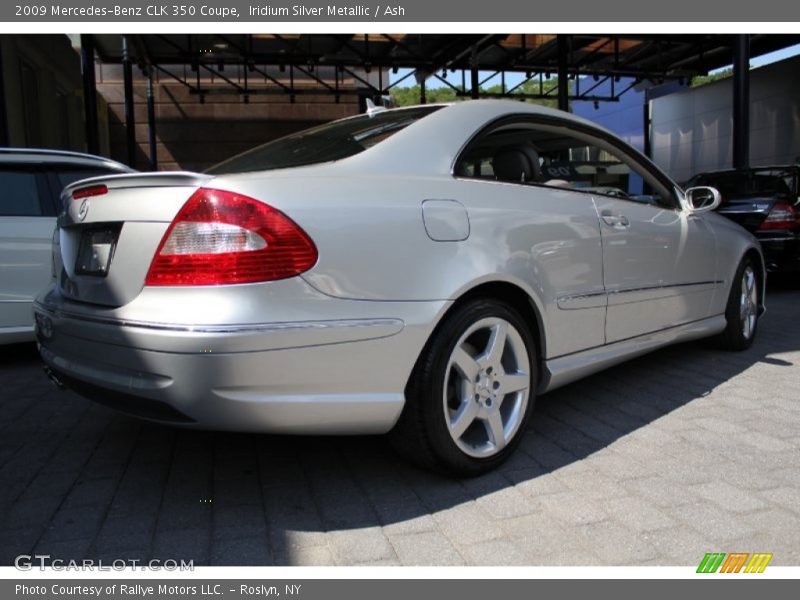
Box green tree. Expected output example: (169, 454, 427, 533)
(390, 77, 569, 109)
(389, 85, 458, 106)
(691, 68, 733, 88)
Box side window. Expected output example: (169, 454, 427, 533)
(0, 169, 44, 216)
(455, 119, 677, 209)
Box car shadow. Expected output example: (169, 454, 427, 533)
(1, 287, 797, 566)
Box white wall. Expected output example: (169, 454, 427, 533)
(651, 55, 800, 183)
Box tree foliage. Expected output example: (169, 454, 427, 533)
(389, 77, 568, 109)
(691, 68, 733, 88)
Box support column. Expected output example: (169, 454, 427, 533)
(146, 69, 157, 170)
(557, 35, 569, 112)
(470, 46, 480, 99)
(122, 36, 136, 168)
(80, 34, 99, 155)
(0, 41, 9, 146)
(420, 77, 426, 104)
(732, 34, 750, 170)
(643, 88, 652, 159)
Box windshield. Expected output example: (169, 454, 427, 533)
(207, 106, 444, 175)
(688, 169, 796, 197)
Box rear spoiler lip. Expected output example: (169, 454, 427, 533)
(62, 171, 213, 200)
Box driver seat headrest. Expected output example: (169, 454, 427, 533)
(492, 145, 541, 183)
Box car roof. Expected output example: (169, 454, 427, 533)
(0, 147, 133, 171)
(327, 100, 615, 139)
(212, 99, 671, 192)
(344, 99, 640, 174)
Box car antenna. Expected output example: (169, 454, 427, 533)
(365, 98, 387, 117)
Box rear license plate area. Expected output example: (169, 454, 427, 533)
(75, 225, 121, 277)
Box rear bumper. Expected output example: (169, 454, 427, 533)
(34, 284, 449, 434)
(0, 324, 35, 345)
(758, 234, 800, 273)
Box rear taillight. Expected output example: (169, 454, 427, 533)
(145, 188, 317, 286)
(758, 202, 799, 231)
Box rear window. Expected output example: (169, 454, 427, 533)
(206, 106, 443, 175)
(0, 169, 42, 216)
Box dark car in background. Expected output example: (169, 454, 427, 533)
(687, 166, 800, 276)
(1, 149, 133, 344)
(686, 165, 800, 274)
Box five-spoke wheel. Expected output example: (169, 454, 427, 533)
(443, 317, 530, 458)
(740, 264, 758, 341)
(390, 298, 536, 476)
(719, 257, 760, 351)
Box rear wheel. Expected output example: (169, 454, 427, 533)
(718, 257, 760, 351)
(390, 298, 536, 476)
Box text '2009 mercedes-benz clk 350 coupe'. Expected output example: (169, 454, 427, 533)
(35, 100, 765, 475)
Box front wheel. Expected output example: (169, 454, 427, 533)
(390, 298, 537, 476)
(717, 258, 760, 351)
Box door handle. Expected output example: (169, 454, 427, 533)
(600, 211, 630, 228)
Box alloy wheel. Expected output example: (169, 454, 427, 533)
(442, 317, 531, 458)
(740, 265, 758, 340)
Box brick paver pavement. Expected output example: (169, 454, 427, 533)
(1, 288, 798, 566)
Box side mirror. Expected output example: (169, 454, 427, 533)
(684, 186, 721, 214)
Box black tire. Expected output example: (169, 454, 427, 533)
(717, 257, 760, 351)
(389, 298, 537, 476)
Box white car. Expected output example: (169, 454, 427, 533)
(0, 149, 132, 344)
(34, 101, 764, 475)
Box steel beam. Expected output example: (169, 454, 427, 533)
(80, 34, 100, 155)
(732, 34, 750, 170)
(557, 35, 569, 112)
(122, 36, 137, 168)
(146, 69, 157, 170)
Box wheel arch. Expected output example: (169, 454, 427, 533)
(452, 281, 546, 363)
(407, 278, 547, 394)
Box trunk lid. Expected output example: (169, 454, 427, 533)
(56, 172, 211, 307)
(716, 195, 777, 233)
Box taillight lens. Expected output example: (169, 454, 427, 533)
(145, 188, 317, 286)
(758, 202, 799, 231)
(72, 184, 108, 200)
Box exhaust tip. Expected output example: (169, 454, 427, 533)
(43, 365, 65, 390)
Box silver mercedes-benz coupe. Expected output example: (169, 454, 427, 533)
(35, 100, 764, 475)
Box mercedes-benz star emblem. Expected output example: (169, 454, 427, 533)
(78, 199, 90, 221)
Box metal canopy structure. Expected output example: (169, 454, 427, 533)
(80, 33, 800, 170)
(91, 34, 800, 102)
